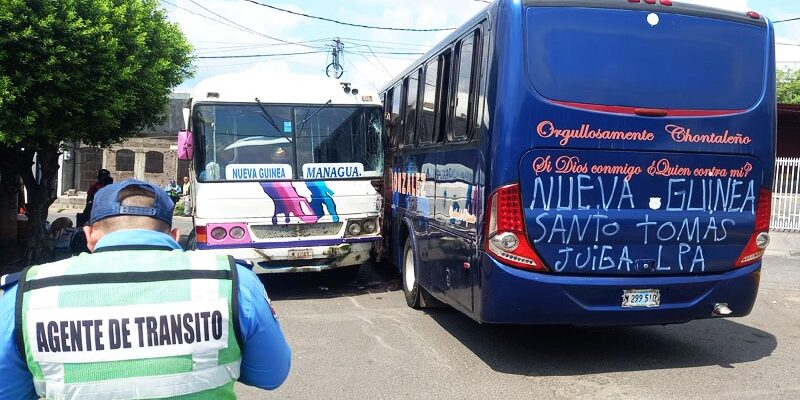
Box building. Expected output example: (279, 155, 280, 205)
(59, 93, 190, 195)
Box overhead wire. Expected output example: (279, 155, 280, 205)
(185, 0, 319, 49)
(241, 0, 457, 32)
(196, 50, 326, 59)
(774, 17, 800, 23)
(160, 0, 321, 50)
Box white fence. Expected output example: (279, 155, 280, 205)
(772, 158, 800, 231)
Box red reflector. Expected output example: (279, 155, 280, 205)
(644, 0, 656, 4)
(634, 108, 668, 117)
(628, 0, 641, 3)
(495, 187, 524, 233)
(196, 225, 208, 244)
(755, 189, 771, 232)
(660, 0, 672, 6)
(747, 11, 760, 19)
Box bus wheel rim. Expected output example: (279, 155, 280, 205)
(404, 245, 416, 291)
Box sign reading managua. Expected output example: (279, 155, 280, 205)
(303, 163, 364, 179)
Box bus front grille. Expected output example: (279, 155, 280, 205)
(249, 222, 343, 239)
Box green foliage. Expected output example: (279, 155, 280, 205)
(0, 0, 194, 148)
(777, 67, 800, 104)
(0, 0, 193, 264)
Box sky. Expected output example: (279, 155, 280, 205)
(161, 0, 800, 95)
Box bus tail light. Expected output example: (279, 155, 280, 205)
(484, 184, 548, 272)
(196, 225, 208, 244)
(735, 188, 771, 267)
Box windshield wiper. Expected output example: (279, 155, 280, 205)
(297, 99, 333, 134)
(255, 97, 291, 141)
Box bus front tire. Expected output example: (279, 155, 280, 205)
(402, 238, 422, 308)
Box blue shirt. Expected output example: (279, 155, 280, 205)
(0, 230, 291, 399)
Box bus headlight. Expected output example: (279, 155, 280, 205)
(346, 222, 362, 236)
(210, 227, 228, 241)
(362, 219, 377, 234)
(229, 226, 246, 240)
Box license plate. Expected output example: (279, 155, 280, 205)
(621, 289, 660, 308)
(288, 248, 313, 260)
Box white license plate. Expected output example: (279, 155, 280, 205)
(621, 289, 660, 308)
(288, 248, 313, 260)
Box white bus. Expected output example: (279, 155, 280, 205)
(178, 72, 384, 274)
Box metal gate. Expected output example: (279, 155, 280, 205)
(772, 158, 800, 231)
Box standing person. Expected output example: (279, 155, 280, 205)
(79, 168, 113, 226)
(181, 176, 192, 216)
(0, 179, 291, 399)
(164, 178, 182, 204)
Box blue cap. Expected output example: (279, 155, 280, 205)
(90, 179, 174, 226)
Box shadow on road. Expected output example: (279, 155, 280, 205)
(427, 310, 776, 376)
(258, 262, 402, 301)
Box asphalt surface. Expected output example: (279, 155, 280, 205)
(46, 209, 800, 399)
(234, 254, 800, 400)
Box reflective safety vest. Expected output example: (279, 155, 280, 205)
(15, 247, 243, 399)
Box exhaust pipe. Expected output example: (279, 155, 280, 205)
(712, 303, 733, 316)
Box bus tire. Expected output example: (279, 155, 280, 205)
(186, 230, 197, 251)
(402, 237, 422, 308)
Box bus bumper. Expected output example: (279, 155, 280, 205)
(197, 241, 377, 273)
(477, 253, 761, 326)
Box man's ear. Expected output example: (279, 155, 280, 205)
(83, 225, 104, 253)
(170, 227, 181, 244)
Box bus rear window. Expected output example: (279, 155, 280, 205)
(525, 7, 767, 110)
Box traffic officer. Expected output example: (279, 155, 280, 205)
(0, 179, 291, 399)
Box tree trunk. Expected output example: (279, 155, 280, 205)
(19, 144, 61, 265)
(0, 149, 21, 248)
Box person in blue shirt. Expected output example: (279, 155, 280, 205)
(0, 179, 291, 399)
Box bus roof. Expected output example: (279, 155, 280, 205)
(191, 72, 382, 106)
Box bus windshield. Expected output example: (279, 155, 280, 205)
(194, 103, 383, 181)
(525, 7, 766, 110)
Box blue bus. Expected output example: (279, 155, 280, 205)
(380, 0, 776, 325)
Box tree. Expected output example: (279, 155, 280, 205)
(777, 67, 800, 104)
(0, 0, 193, 264)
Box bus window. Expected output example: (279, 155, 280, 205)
(451, 31, 479, 142)
(403, 71, 421, 147)
(390, 83, 403, 148)
(418, 59, 439, 145)
(434, 51, 451, 144)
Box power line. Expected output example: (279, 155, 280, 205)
(185, 0, 318, 49)
(161, 0, 318, 50)
(242, 0, 456, 32)
(196, 50, 326, 59)
(777, 42, 800, 47)
(774, 17, 800, 23)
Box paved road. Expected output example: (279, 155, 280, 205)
(45, 209, 800, 399)
(235, 255, 800, 400)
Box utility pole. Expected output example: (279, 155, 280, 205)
(326, 38, 344, 79)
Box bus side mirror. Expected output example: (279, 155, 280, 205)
(178, 130, 193, 160)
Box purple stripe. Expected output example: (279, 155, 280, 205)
(197, 236, 380, 250)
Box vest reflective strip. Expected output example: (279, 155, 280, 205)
(191, 253, 222, 371)
(40, 361, 241, 400)
(28, 261, 70, 393)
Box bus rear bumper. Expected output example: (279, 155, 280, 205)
(477, 254, 761, 326)
(197, 241, 377, 273)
